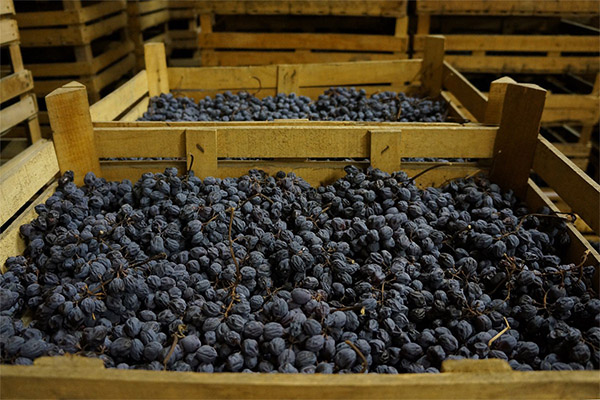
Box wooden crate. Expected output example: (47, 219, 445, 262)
(168, 0, 201, 67)
(0, 0, 41, 164)
(89, 38, 486, 126)
(14, 0, 136, 103)
(127, 0, 170, 71)
(194, 0, 408, 66)
(0, 75, 599, 398)
(413, 0, 600, 75)
(467, 73, 600, 170)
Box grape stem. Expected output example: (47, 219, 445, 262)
(345, 340, 368, 373)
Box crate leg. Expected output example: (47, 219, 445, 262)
(416, 15, 431, 35)
(45, 82, 101, 185)
(144, 43, 170, 97)
(484, 77, 517, 125)
(490, 83, 547, 199)
(421, 35, 445, 98)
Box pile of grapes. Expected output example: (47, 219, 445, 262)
(1, 166, 597, 373)
(139, 88, 446, 123)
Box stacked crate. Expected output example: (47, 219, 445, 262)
(14, 0, 136, 111)
(0, 0, 41, 163)
(413, 0, 600, 169)
(168, 0, 200, 66)
(127, 0, 170, 71)
(195, 0, 409, 66)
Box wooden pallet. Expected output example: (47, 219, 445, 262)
(89, 38, 484, 125)
(168, 0, 200, 67)
(0, 0, 40, 164)
(127, 0, 170, 71)
(194, 0, 408, 66)
(414, 0, 600, 75)
(0, 72, 599, 398)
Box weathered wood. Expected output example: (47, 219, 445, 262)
(444, 55, 600, 75)
(90, 70, 148, 122)
(484, 77, 517, 125)
(370, 129, 402, 173)
(421, 36, 445, 97)
(144, 43, 169, 97)
(0, 95, 36, 133)
(277, 65, 299, 94)
(0, 139, 58, 227)
(168, 65, 278, 92)
(441, 62, 486, 122)
(185, 129, 217, 178)
(0, 18, 17, 45)
(490, 83, 547, 199)
(45, 82, 101, 185)
(533, 137, 600, 233)
(120, 97, 150, 122)
(416, 0, 599, 16)
(0, 0, 14, 15)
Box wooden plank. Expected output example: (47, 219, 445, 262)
(0, 95, 36, 133)
(416, 0, 600, 16)
(415, 35, 600, 53)
(484, 77, 517, 125)
(370, 129, 402, 173)
(0, 0, 14, 16)
(0, 139, 58, 227)
(444, 55, 600, 75)
(0, 182, 57, 272)
(1, 355, 598, 399)
(441, 61, 486, 122)
(119, 97, 150, 121)
(90, 70, 148, 121)
(186, 129, 217, 177)
(0, 70, 33, 103)
(81, 12, 128, 44)
(277, 65, 299, 94)
(0, 18, 18, 45)
(421, 36, 445, 97)
(533, 137, 600, 233)
(128, 0, 167, 16)
(168, 65, 277, 91)
(15, 9, 79, 27)
(137, 9, 169, 31)
(78, 0, 126, 23)
(200, 50, 403, 66)
(199, 33, 407, 52)
(526, 179, 600, 268)
(490, 83, 547, 199)
(46, 82, 101, 185)
(145, 43, 169, 97)
(93, 126, 497, 159)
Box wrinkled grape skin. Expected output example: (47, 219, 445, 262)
(0, 166, 596, 374)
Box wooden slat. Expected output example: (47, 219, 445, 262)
(168, 65, 278, 91)
(78, 0, 126, 24)
(128, 0, 167, 16)
(0, 70, 33, 103)
(199, 33, 407, 52)
(16, 0, 124, 27)
(145, 43, 169, 97)
(533, 137, 600, 233)
(90, 70, 148, 122)
(0, 18, 18, 45)
(93, 126, 497, 159)
(444, 55, 600, 75)
(119, 96, 150, 122)
(200, 50, 403, 67)
(416, 0, 600, 16)
(442, 62, 487, 122)
(0, 0, 14, 15)
(0, 182, 57, 271)
(0, 139, 59, 227)
(0, 95, 36, 133)
(0, 355, 598, 399)
(415, 35, 600, 53)
(526, 179, 600, 268)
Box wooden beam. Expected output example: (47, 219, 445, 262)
(144, 43, 169, 97)
(421, 35, 445, 98)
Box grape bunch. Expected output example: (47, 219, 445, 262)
(139, 88, 446, 123)
(1, 166, 598, 374)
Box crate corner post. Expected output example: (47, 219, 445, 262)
(144, 42, 170, 97)
(490, 82, 547, 199)
(422, 35, 445, 98)
(45, 81, 101, 186)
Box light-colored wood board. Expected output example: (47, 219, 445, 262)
(441, 91, 474, 122)
(0, 182, 57, 272)
(93, 121, 468, 128)
(0, 139, 58, 227)
(198, 33, 407, 52)
(94, 128, 186, 158)
(444, 55, 600, 75)
(0, 18, 18, 45)
(145, 43, 169, 97)
(0, 95, 36, 133)
(442, 62, 487, 122)
(0, 355, 598, 400)
(533, 137, 600, 233)
(0, 0, 15, 16)
(127, 0, 167, 16)
(414, 34, 600, 52)
(168, 65, 277, 91)
(421, 36, 445, 97)
(200, 50, 404, 67)
(119, 96, 150, 122)
(136, 9, 169, 31)
(0, 70, 34, 103)
(415, 0, 600, 16)
(90, 70, 148, 121)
